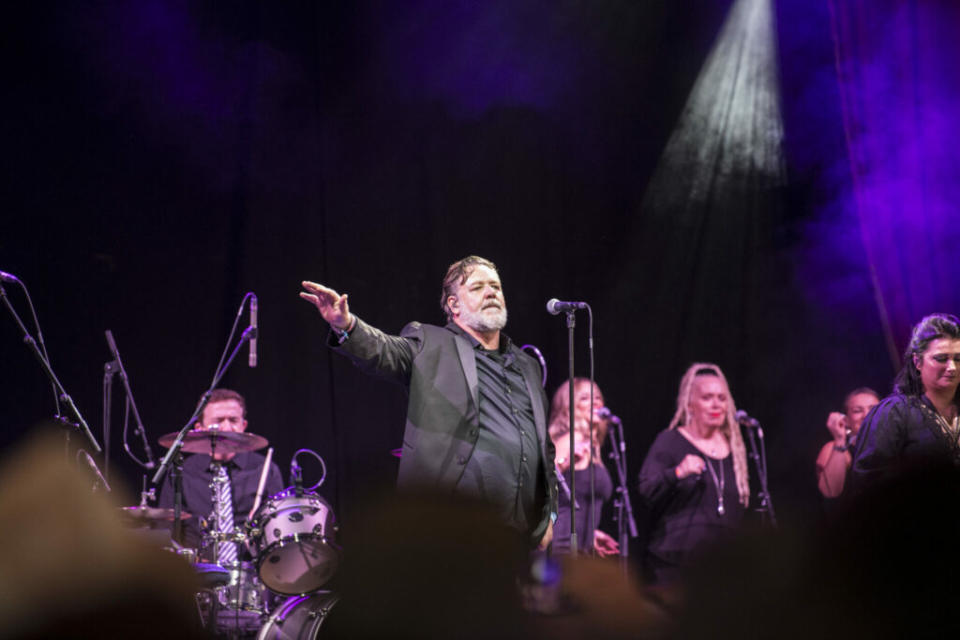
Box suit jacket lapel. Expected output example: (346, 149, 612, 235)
(520, 359, 547, 444)
(454, 335, 479, 411)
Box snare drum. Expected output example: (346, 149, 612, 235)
(198, 561, 272, 635)
(256, 592, 339, 640)
(215, 561, 270, 613)
(251, 490, 339, 594)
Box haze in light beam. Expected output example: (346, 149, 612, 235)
(643, 0, 785, 218)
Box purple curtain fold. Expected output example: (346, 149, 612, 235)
(829, 0, 960, 367)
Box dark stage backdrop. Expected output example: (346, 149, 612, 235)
(0, 0, 922, 570)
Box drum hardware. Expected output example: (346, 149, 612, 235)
(194, 562, 231, 588)
(151, 429, 342, 635)
(119, 482, 193, 526)
(197, 561, 274, 636)
(211, 561, 271, 613)
(288, 448, 328, 494)
(204, 529, 250, 544)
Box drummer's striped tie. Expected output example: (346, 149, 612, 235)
(215, 465, 238, 566)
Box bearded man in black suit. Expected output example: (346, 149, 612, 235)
(300, 255, 556, 548)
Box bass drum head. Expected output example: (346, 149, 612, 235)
(258, 537, 339, 595)
(257, 592, 339, 640)
(253, 491, 340, 595)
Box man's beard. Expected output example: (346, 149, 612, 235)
(460, 304, 507, 333)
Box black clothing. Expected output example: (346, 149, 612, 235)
(331, 317, 556, 546)
(158, 450, 284, 553)
(850, 393, 960, 491)
(553, 463, 613, 554)
(637, 429, 744, 584)
(456, 336, 543, 534)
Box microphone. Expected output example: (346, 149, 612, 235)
(0, 270, 20, 283)
(80, 450, 112, 492)
(546, 298, 587, 315)
(735, 410, 764, 436)
(595, 406, 621, 424)
(248, 294, 258, 368)
(290, 458, 303, 496)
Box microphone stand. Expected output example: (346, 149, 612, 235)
(0, 281, 101, 453)
(152, 293, 255, 552)
(742, 421, 777, 528)
(152, 292, 255, 488)
(77, 449, 112, 492)
(564, 309, 578, 555)
(585, 307, 596, 555)
(103, 360, 118, 484)
(605, 414, 638, 573)
(151, 325, 256, 487)
(105, 330, 156, 470)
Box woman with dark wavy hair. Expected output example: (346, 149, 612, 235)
(851, 313, 960, 489)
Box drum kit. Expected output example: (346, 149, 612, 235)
(124, 428, 340, 639)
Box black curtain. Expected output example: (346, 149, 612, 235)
(1, 0, 897, 569)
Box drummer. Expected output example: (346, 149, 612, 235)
(158, 388, 283, 554)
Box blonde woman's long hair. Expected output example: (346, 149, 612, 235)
(548, 378, 607, 461)
(668, 363, 750, 506)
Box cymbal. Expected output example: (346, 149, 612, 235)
(158, 430, 269, 455)
(119, 506, 192, 522)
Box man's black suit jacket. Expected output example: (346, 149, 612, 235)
(332, 317, 557, 545)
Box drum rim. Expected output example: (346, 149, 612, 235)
(262, 490, 333, 508)
(256, 592, 340, 640)
(253, 494, 336, 529)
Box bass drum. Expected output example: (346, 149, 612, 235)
(256, 592, 339, 640)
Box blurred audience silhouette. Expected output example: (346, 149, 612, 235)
(0, 426, 205, 639)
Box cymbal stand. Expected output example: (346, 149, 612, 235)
(206, 433, 226, 563)
(203, 436, 226, 631)
(171, 450, 186, 545)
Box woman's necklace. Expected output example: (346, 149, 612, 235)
(920, 399, 960, 447)
(935, 411, 960, 445)
(682, 426, 724, 457)
(703, 455, 725, 516)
